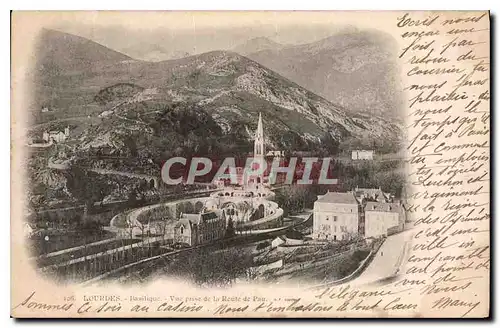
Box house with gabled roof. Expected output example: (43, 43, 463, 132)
(173, 210, 226, 246)
(313, 191, 360, 241)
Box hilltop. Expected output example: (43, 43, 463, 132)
(233, 37, 284, 55)
(35, 28, 133, 77)
(241, 29, 404, 117)
(32, 30, 402, 173)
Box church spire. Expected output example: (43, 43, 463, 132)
(254, 112, 265, 158)
(252, 112, 266, 186)
(257, 112, 263, 139)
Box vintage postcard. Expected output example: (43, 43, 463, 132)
(11, 11, 490, 318)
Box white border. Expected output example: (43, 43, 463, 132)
(3, 1, 498, 327)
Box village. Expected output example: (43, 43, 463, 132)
(25, 112, 409, 288)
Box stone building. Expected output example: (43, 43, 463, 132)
(201, 113, 284, 233)
(364, 202, 405, 238)
(352, 150, 374, 160)
(313, 186, 406, 242)
(266, 150, 285, 157)
(43, 126, 69, 143)
(173, 210, 226, 246)
(271, 236, 285, 248)
(173, 216, 197, 246)
(313, 192, 360, 241)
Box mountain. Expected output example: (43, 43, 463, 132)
(36, 29, 133, 72)
(119, 42, 191, 62)
(33, 30, 402, 171)
(241, 30, 403, 118)
(33, 29, 136, 111)
(233, 37, 283, 56)
(143, 50, 190, 62)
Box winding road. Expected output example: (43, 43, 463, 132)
(350, 229, 414, 287)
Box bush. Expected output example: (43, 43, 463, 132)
(256, 241, 270, 250)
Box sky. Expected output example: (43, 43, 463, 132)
(47, 12, 361, 61)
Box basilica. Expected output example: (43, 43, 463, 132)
(210, 113, 279, 224)
(173, 113, 285, 246)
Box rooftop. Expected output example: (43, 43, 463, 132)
(175, 218, 194, 229)
(200, 211, 220, 222)
(315, 192, 358, 205)
(178, 211, 223, 225)
(180, 214, 200, 225)
(354, 187, 387, 201)
(365, 202, 401, 213)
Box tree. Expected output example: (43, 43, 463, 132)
(65, 165, 113, 215)
(126, 219, 139, 240)
(320, 132, 340, 155)
(225, 217, 235, 238)
(154, 219, 169, 242)
(80, 219, 104, 236)
(275, 185, 311, 215)
(127, 189, 138, 207)
(123, 135, 138, 157)
(256, 241, 270, 250)
(164, 247, 253, 287)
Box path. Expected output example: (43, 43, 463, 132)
(236, 213, 311, 235)
(47, 154, 157, 183)
(90, 168, 157, 182)
(28, 116, 92, 131)
(350, 229, 414, 286)
(35, 197, 130, 214)
(81, 242, 199, 286)
(41, 236, 164, 270)
(109, 190, 221, 229)
(31, 237, 117, 261)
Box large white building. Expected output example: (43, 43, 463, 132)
(43, 126, 69, 143)
(352, 150, 374, 160)
(313, 188, 405, 241)
(313, 192, 360, 241)
(266, 150, 284, 157)
(364, 202, 405, 238)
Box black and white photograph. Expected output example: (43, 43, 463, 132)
(10, 10, 490, 318)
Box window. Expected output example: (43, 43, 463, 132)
(180, 226, 184, 234)
(334, 216, 337, 222)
